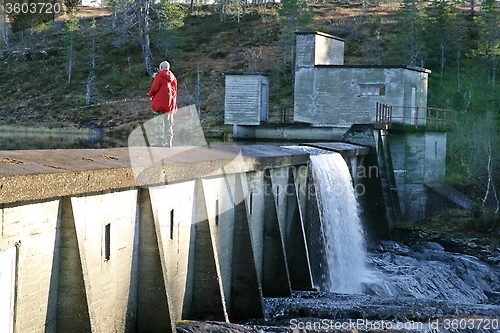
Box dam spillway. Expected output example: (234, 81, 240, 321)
(0, 143, 371, 333)
(310, 151, 367, 294)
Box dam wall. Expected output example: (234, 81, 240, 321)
(0, 144, 371, 333)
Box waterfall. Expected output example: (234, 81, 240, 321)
(310, 152, 367, 294)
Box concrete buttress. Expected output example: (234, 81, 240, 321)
(230, 173, 265, 321)
(57, 196, 92, 332)
(190, 179, 228, 321)
(262, 169, 292, 297)
(137, 188, 173, 333)
(282, 170, 314, 290)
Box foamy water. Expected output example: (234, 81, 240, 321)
(310, 152, 368, 294)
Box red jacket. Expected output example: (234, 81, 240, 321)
(148, 69, 178, 114)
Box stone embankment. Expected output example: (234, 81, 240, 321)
(392, 226, 500, 265)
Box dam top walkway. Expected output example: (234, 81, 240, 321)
(0, 143, 369, 204)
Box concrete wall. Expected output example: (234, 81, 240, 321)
(294, 66, 429, 126)
(388, 130, 447, 220)
(1, 178, 268, 332)
(342, 124, 448, 228)
(0, 200, 61, 333)
(245, 171, 266, 284)
(233, 124, 348, 141)
(295, 32, 345, 67)
(149, 181, 196, 321)
(424, 132, 446, 184)
(3, 145, 353, 332)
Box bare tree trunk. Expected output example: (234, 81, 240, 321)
(470, 0, 474, 16)
(137, 0, 154, 77)
(91, 30, 96, 69)
(440, 41, 445, 76)
(68, 36, 73, 83)
(492, 62, 496, 87)
(457, 49, 461, 91)
(220, 0, 226, 22)
(86, 72, 94, 106)
(492, 177, 500, 229)
(197, 66, 201, 117)
(480, 139, 499, 231)
(112, 12, 117, 31)
(1, 6, 8, 46)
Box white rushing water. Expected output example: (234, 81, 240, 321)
(310, 152, 367, 294)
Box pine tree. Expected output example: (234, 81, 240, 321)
(476, 0, 500, 89)
(388, 0, 425, 66)
(423, 1, 463, 75)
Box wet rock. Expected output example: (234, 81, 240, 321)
(411, 241, 445, 252)
(375, 241, 412, 255)
(178, 240, 500, 332)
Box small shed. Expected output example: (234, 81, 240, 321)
(224, 73, 269, 125)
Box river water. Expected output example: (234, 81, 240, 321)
(0, 126, 126, 150)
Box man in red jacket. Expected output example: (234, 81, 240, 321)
(147, 61, 178, 147)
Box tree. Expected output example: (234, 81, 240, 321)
(6, 0, 54, 34)
(135, 0, 155, 76)
(63, 7, 80, 83)
(277, 0, 313, 70)
(476, 0, 500, 89)
(364, 15, 382, 65)
(111, 0, 185, 77)
(226, 0, 245, 32)
(86, 18, 97, 106)
(423, 1, 463, 76)
(158, 0, 186, 30)
(480, 140, 499, 231)
(1, 2, 8, 46)
(278, 0, 313, 33)
(106, 0, 123, 32)
(389, 0, 425, 66)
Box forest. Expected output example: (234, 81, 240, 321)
(0, 0, 499, 228)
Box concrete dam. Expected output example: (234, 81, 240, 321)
(0, 31, 481, 333)
(0, 141, 383, 333)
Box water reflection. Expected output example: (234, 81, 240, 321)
(0, 126, 127, 150)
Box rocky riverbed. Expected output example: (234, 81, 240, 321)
(177, 239, 500, 332)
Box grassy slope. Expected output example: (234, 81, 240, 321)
(0, 5, 285, 138)
(0, 2, 402, 137)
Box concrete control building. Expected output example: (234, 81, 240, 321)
(226, 31, 467, 221)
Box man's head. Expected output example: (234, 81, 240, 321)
(159, 61, 170, 71)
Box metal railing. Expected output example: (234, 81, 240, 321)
(375, 103, 393, 129)
(280, 105, 294, 123)
(375, 102, 454, 131)
(268, 105, 293, 123)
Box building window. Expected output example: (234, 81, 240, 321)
(359, 84, 386, 96)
